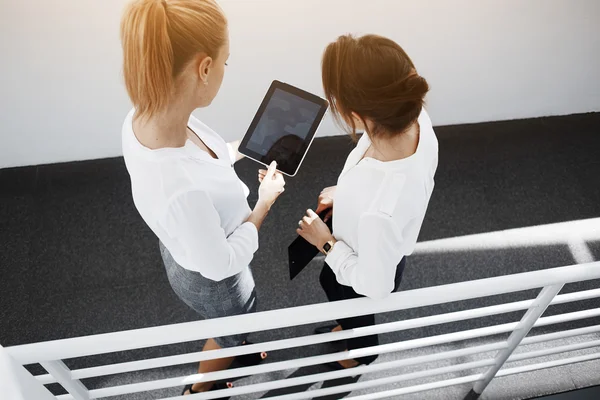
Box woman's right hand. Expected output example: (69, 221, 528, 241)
(316, 185, 336, 221)
(257, 161, 286, 207)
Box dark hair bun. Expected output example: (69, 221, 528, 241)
(322, 34, 429, 138)
(402, 73, 429, 104)
(373, 73, 429, 134)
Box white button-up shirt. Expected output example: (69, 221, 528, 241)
(122, 110, 258, 281)
(325, 109, 439, 299)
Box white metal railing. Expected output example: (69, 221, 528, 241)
(3, 262, 600, 400)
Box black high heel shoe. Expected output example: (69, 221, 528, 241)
(181, 381, 232, 399)
(181, 342, 265, 397)
(314, 324, 340, 335)
(324, 360, 361, 370)
(237, 341, 268, 366)
(324, 354, 377, 371)
(314, 324, 345, 347)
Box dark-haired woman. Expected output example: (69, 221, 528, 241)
(296, 34, 439, 369)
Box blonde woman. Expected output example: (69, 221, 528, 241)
(120, 0, 285, 395)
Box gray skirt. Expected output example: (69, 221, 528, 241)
(159, 241, 257, 348)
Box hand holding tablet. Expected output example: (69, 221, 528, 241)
(238, 81, 329, 176)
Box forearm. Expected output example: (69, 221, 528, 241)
(326, 242, 394, 299)
(246, 199, 270, 231)
(325, 214, 401, 299)
(324, 240, 356, 286)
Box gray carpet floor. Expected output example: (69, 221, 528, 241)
(1, 113, 599, 399)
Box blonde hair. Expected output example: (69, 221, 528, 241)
(120, 0, 227, 118)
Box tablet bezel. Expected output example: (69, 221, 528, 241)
(238, 80, 329, 177)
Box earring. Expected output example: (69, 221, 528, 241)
(204, 80, 208, 86)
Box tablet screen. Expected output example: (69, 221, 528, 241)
(239, 81, 328, 176)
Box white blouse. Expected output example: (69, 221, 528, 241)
(121, 110, 258, 281)
(325, 109, 439, 299)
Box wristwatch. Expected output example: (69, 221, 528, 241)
(322, 240, 335, 255)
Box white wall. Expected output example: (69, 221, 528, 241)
(1, 0, 599, 168)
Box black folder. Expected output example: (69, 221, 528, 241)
(288, 209, 333, 280)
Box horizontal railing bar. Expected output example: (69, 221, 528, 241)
(35, 306, 600, 390)
(38, 304, 600, 386)
(345, 375, 482, 400)
(521, 324, 600, 345)
(258, 343, 506, 396)
(35, 373, 54, 385)
(37, 306, 600, 391)
(77, 305, 600, 398)
(497, 352, 600, 377)
(36, 290, 600, 386)
(62, 377, 487, 400)
(89, 339, 509, 398)
(92, 305, 600, 398)
(9, 262, 600, 364)
(102, 352, 502, 399)
(88, 325, 514, 398)
(158, 359, 495, 400)
(509, 340, 600, 362)
(343, 351, 600, 400)
(534, 308, 600, 327)
(550, 288, 600, 304)
(66, 297, 534, 381)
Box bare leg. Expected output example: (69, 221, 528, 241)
(184, 338, 234, 394)
(331, 325, 360, 369)
(185, 339, 268, 395)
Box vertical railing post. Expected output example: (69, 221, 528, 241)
(464, 284, 564, 400)
(40, 360, 90, 400)
(0, 345, 57, 400)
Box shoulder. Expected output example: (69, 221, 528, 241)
(146, 158, 213, 207)
(189, 114, 219, 137)
(363, 170, 427, 227)
(418, 107, 433, 126)
(121, 108, 136, 147)
(374, 173, 408, 217)
(418, 108, 438, 152)
(357, 132, 372, 146)
(122, 108, 135, 130)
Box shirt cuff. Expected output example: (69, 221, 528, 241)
(325, 240, 354, 275)
(237, 221, 260, 253)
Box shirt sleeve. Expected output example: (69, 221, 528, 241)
(226, 141, 243, 165)
(159, 189, 259, 281)
(324, 212, 404, 300)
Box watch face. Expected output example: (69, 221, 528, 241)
(323, 242, 332, 253)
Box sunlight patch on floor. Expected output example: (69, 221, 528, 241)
(414, 218, 600, 261)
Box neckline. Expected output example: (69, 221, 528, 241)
(359, 122, 421, 167)
(127, 110, 228, 166)
(186, 126, 220, 161)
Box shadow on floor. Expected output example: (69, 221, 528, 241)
(259, 363, 360, 399)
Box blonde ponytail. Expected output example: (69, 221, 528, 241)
(121, 0, 227, 119)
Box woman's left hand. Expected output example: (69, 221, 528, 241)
(297, 209, 334, 250)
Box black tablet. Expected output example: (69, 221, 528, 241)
(239, 80, 328, 176)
